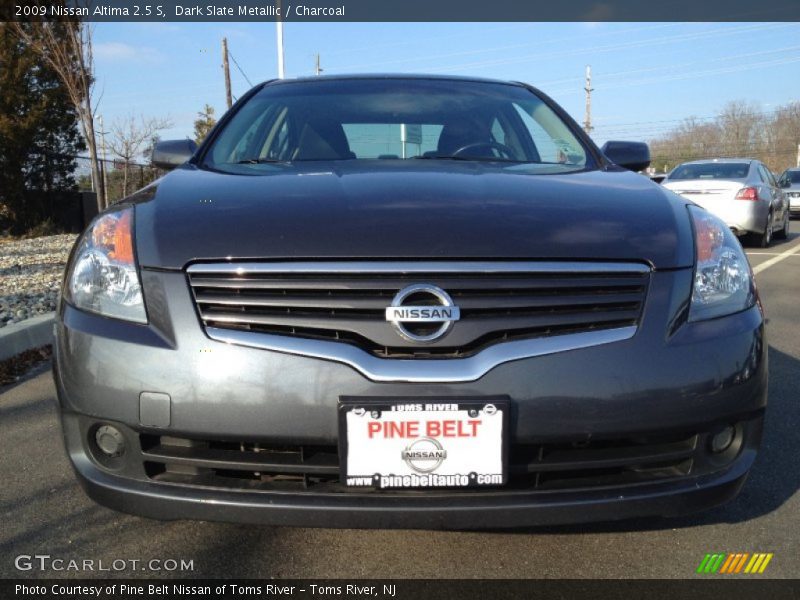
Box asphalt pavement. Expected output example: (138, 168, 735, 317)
(2, 225, 799, 579)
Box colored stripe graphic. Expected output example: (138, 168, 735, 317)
(734, 553, 750, 573)
(758, 554, 774, 573)
(697, 554, 727, 573)
(745, 554, 762, 573)
(699, 553, 773, 574)
(697, 554, 712, 573)
(719, 554, 736, 573)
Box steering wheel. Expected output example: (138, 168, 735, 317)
(451, 141, 517, 160)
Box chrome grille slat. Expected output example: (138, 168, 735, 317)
(187, 261, 650, 361)
(189, 275, 645, 291)
(188, 260, 651, 274)
(199, 309, 642, 350)
(195, 292, 390, 310)
(194, 290, 644, 311)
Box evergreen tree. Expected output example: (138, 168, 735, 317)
(0, 22, 84, 233)
(193, 104, 217, 144)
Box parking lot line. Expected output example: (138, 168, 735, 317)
(752, 239, 800, 275)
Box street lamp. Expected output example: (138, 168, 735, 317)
(276, 2, 285, 78)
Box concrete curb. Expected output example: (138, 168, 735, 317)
(0, 313, 55, 361)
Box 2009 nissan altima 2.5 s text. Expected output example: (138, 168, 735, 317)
(55, 75, 766, 529)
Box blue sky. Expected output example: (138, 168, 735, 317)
(91, 22, 800, 146)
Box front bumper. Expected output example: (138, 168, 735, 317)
(54, 268, 768, 528)
(62, 409, 760, 529)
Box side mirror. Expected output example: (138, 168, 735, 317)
(601, 141, 651, 172)
(151, 139, 197, 170)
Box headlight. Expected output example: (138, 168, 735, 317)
(66, 206, 147, 323)
(688, 205, 755, 321)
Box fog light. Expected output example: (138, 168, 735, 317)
(710, 425, 735, 454)
(95, 425, 125, 457)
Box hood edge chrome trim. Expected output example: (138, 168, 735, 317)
(187, 261, 651, 275)
(204, 325, 637, 383)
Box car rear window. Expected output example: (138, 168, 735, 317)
(203, 78, 591, 174)
(669, 163, 750, 180)
(784, 170, 800, 184)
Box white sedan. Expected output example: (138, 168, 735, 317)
(663, 158, 789, 247)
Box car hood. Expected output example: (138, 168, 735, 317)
(131, 161, 694, 270)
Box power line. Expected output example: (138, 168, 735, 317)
(229, 51, 254, 87)
(425, 23, 792, 74)
(597, 105, 800, 128)
(538, 43, 800, 90)
(556, 54, 800, 97)
(329, 22, 690, 72)
(323, 22, 583, 58)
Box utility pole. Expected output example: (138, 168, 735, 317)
(276, 1, 285, 79)
(315, 53, 323, 76)
(222, 37, 232, 109)
(98, 115, 108, 206)
(796, 142, 800, 167)
(583, 65, 593, 135)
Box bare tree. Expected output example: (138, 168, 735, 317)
(766, 102, 800, 171)
(10, 18, 106, 209)
(650, 100, 800, 173)
(717, 100, 764, 158)
(108, 115, 172, 197)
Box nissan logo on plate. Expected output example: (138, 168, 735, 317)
(401, 437, 448, 473)
(385, 284, 461, 343)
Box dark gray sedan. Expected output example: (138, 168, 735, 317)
(55, 75, 766, 529)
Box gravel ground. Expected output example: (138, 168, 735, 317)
(0, 345, 51, 386)
(0, 234, 77, 328)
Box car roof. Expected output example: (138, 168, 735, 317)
(678, 158, 755, 165)
(262, 73, 525, 88)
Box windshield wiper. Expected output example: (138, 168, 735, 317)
(411, 155, 529, 163)
(236, 158, 286, 164)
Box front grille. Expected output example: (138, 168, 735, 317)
(140, 431, 703, 494)
(187, 262, 650, 358)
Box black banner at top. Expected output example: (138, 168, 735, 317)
(4, 0, 800, 22)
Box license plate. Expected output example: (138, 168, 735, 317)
(339, 398, 508, 489)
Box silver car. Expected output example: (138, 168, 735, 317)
(779, 167, 800, 218)
(663, 158, 789, 247)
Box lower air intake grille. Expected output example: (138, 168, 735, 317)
(140, 430, 702, 494)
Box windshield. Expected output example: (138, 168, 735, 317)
(669, 162, 750, 181)
(203, 78, 591, 174)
